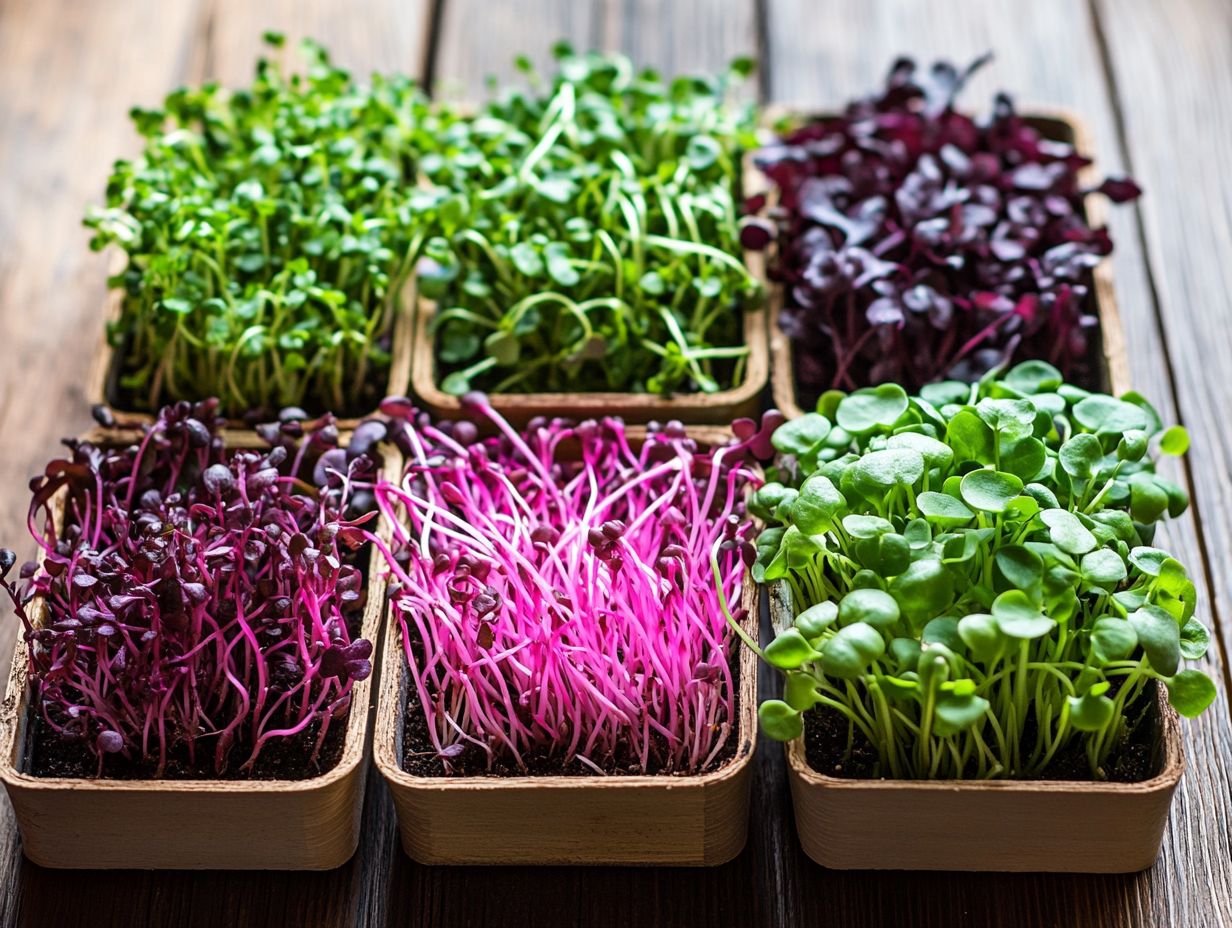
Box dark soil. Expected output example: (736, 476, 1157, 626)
(25, 541, 371, 782)
(28, 711, 348, 781)
(803, 683, 1161, 783)
(400, 661, 743, 779)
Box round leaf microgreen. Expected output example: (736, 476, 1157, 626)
(1079, 549, 1128, 589)
(957, 613, 1005, 663)
(922, 616, 963, 653)
(1129, 473, 1169, 524)
(1128, 606, 1181, 677)
(959, 469, 1023, 513)
(1159, 425, 1190, 456)
(851, 448, 925, 491)
(1090, 617, 1138, 664)
(820, 623, 886, 679)
(836, 384, 909, 435)
(1167, 670, 1217, 718)
(1180, 617, 1211, 661)
(887, 431, 954, 469)
(1004, 360, 1062, 394)
(1059, 433, 1103, 480)
(994, 545, 1044, 591)
(795, 601, 839, 639)
(839, 589, 901, 630)
(783, 673, 822, 711)
(1040, 509, 1097, 555)
(888, 558, 953, 623)
(765, 627, 820, 669)
(793, 474, 846, 535)
(758, 700, 804, 740)
(1068, 692, 1115, 732)
(842, 514, 894, 538)
(945, 409, 995, 464)
(917, 491, 974, 528)
(991, 590, 1055, 639)
(1000, 436, 1047, 480)
(1072, 395, 1149, 434)
(753, 362, 1211, 775)
(1128, 546, 1169, 576)
(772, 414, 832, 456)
(933, 692, 990, 736)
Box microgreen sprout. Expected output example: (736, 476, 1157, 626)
(751, 361, 1214, 780)
(0, 401, 379, 778)
(747, 56, 1142, 399)
(86, 35, 450, 417)
(371, 395, 770, 774)
(418, 45, 763, 397)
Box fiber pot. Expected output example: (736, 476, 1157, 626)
(374, 572, 759, 867)
(409, 258, 769, 428)
(762, 108, 1131, 419)
(769, 582, 1184, 873)
(88, 275, 415, 431)
(0, 433, 398, 870)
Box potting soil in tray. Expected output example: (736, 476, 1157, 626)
(26, 710, 349, 781)
(802, 689, 1162, 784)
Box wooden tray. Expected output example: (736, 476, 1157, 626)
(87, 274, 415, 432)
(769, 583, 1184, 873)
(761, 108, 1131, 418)
(0, 432, 398, 870)
(409, 258, 769, 428)
(374, 573, 758, 867)
(373, 422, 758, 867)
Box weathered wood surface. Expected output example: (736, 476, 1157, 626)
(0, 0, 1229, 925)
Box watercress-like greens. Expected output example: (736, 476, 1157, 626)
(87, 34, 450, 417)
(749, 361, 1214, 780)
(417, 45, 762, 397)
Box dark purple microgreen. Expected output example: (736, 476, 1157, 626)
(748, 56, 1141, 399)
(0, 400, 381, 778)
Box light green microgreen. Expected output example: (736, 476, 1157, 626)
(753, 361, 1214, 780)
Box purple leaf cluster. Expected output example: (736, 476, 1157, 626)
(371, 395, 768, 776)
(745, 56, 1142, 397)
(0, 400, 380, 778)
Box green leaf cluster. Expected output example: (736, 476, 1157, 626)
(419, 45, 762, 396)
(87, 35, 453, 415)
(752, 361, 1214, 779)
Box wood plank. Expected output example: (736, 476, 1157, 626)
(0, 0, 203, 919)
(762, 1, 1231, 926)
(0, 1, 428, 925)
(1093, 2, 1232, 923)
(431, 0, 756, 100)
(204, 0, 430, 85)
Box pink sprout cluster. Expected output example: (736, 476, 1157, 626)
(373, 396, 765, 775)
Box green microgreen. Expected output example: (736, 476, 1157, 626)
(748, 361, 1213, 780)
(417, 44, 762, 396)
(86, 34, 452, 416)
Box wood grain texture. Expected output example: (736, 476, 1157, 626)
(1094, 2, 1232, 922)
(432, 0, 757, 100)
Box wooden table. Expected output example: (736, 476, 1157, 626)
(0, 1, 1229, 925)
